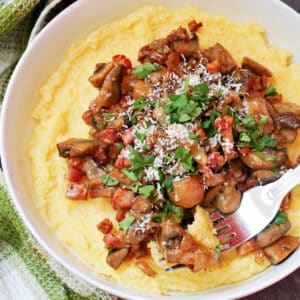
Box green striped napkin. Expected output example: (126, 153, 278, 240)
(0, 1, 111, 299)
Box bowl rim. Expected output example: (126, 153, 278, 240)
(1, 0, 300, 299)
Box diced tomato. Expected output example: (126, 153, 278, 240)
(239, 146, 251, 156)
(112, 187, 135, 209)
(66, 182, 88, 200)
(98, 128, 118, 145)
(207, 152, 225, 170)
(67, 158, 83, 182)
(115, 207, 126, 222)
(236, 239, 258, 256)
(82, 109, 93, 125)
(93, 148, 108, 164)
(214, 115, 234, 131)
(103, 232, 125, 248)
(188, 20, 202, 33)
(97, 218, 113, 234)
(114, 157, 131, 169)
(121, 129, 135, 146)
(112, 54, 132, 74)
(206, 58, 221, 74)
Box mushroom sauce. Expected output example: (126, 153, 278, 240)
(57, 21, 300, 272)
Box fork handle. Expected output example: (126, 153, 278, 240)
(267, 165, 300, 201)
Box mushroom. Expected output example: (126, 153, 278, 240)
(252, 170, 280, 185)
(273, 102, 300, 116)
(263, 235, 299, 264)
(57, 138, 97, 158)
(241, 148, 287, 170)
(88, 62, 114, 88)
(275, 114, 300, 129)
(233, 68, 254, 94)
(168, 176, 204, 208)
(106, 248, 129, 269)
(172, 34, 199, 57)
(273, 128, 297, 145)
(241, 57, 273, 77)
(96, 65, 123, 108)
(202, 43, 237, 74)
(257, 220, 291, 248)
(213, 177, 241, 214)
(82, 156, 105, 179)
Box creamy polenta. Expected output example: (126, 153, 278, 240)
(30, 5, 300, 294)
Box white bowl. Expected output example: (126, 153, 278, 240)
(1, 0, 300, 299)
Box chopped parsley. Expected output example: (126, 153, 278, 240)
(215, 245, 221, 259)
(119, 216, 136, 233)
(200, 107, 221, 137)
(135, 131, 146, 142)
(274, 211, 288, 224)
(132, 62, 160, 78)
(139, 185, 155, 198)
(102, 112, 114, 118)
(116, 142, 124, 149)
(162, 176, 173, 191)
(174, 146, 195, 172)
(264, 84, 277, 97)
(152, 200, 183, 223)
(189, 131, 200, 143)
(101, 175, 120, 186)
(133, 97, 147, 110)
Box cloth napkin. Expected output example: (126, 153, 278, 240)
(0, 1, 111, 299)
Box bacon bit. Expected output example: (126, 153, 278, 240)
(112, 54, 132, 75)
(135, 260, 156, 277)
(188, 20, 203, 33)
(239, 146, 251, 156)
(207, 152, 225, 170)
(112, 188, 135, 209)
(119, 95, 131, 109)
(103, 232, 125, 248)
(121, 129, 135, 146)
(236, 239, 258, 256)
(115, 207, 126, 222)
(166, 51, 181, 69)
(214, 116, 233, 131)
(98, 128, 118, 145)
(97, 218, 113, 234)
(66, 182, 88, 200)
(114, 157, 131, 169)
(255, 249, 265, 265)
(82, 109, 93, 125)
(67, 158, 84, 182)
(206, 58, 221, 74)
(93, 147, 108, 164)
(246, 176, 259, 189)
(251, 75, 268, 91)
(280, 194, 291, 212)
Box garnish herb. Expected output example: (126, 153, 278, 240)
(135, 131, 147, 142)
(174, 146, 195, 171)
(200, 107, 221, 137)
(116, 142, 124, 149)
(142, 144, 151, 151)
(215, 245, 221, 259)
(271, 167, 279, 174)
(274, 211, 288, 224)
(133, 97, 147, 110)
(162, 176, 173, 191)
(119, 216, 136, 233)
(139, 185, 155, 198)
(101, 175, 120, 186)
(153, 200, 183, 223)
(189, 132, 200, 143)
(104, 247, 114, 254)
(121, 169, 139, 181)
(132, 62, 160, 78)
(264, 84, 277, 97)
(102, 112, 114, 118)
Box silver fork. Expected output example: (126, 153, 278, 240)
(210, 165, 300, 252)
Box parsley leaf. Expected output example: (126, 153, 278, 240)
(200, 107, 221, 137)
(162, 176, 173, 191)
(215, 245, 221, 259)
(253, 150, 278, 162)
(102, 112, 114, 118)
(264, 84, 277, 97)
(116, 142, 124, 149)
(171, 204, 184, 218)
(121, 169, 139, 181)
(101, 175, 120, 186)
(242, 115, 256, 130)
(189, 132, 200, 143)
(274, 211, 287, 224)
(132, 62, 160, 78)
(133, 97, 147, 110)
(135, 131, 146, 142)
(139, 185, 155, 198)
(119, 216, 136, 233)
(174, 146, 195, 171)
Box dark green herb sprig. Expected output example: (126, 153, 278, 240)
(174, 146, 196, 172)
(273, 211, 288, 224)
(199, 107, 221, 137)
(152, 200, 184, 223)
(132, 62, 160, 79)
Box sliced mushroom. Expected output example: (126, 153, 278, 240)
(275, 114, 300, 129)
(96, 65, 123, 108)
(257, 220, 291, 248)
(213, 177, 241, 214)
(168, 176, 204, 208)
(160, 222, 184, 251)
(233, 68, 254, 94)
(202, 43, 237, 74)
(172, 35, 199, 57)
(252, 170, 280, 184)
(263, 235, 299, 264)
(273, 128, 297, 145)
(202, 184, 223, 207)
(106, 248, 129, 269)
(88, 178, 116, 198)
(89, 62, 114, 88)
(57, 138, 97, 158)
(273, 102, 300, 116)
(242, 57, 273, 77)
(241, 148, 287, 170)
